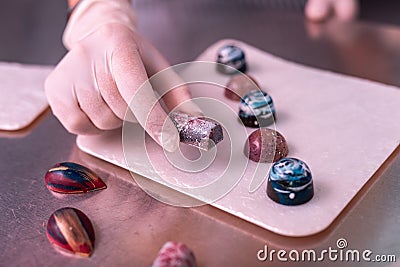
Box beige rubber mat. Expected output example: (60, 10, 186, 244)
(0, 62, 52, 131)
(77, 39, 400, 237)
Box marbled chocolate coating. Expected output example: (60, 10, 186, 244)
(244, 128, 288, 163)
(224, 74, 259, 101)
(239, 90, 275, 127)
(216, 45, 247, 74)
(267, 158, 314, 205)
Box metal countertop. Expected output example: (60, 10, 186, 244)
(0, 1, 399, 266)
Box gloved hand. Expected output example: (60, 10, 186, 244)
(45, 0, 200, 152)
(306, 0, 359, 22)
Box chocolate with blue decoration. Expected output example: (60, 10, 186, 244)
(216, 44, 247, 74)
(267, 157, 314, 205)
(44, 162, 107, 194)
(239, 89, 276, 128)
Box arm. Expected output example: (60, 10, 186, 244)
(46, 0, 200, 152)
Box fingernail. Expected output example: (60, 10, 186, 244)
(175, 101, 204, 117)
(161, 124, 179, 152)
(124, 109, 138, 123)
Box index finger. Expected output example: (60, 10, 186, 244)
(138, 37, 203, 116)
(112, 43, 179, 152)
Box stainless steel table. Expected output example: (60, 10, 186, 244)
(0, 1, 399, 266)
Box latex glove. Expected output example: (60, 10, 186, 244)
(45, 0, 200, 152)
(306, 0, 359, 22)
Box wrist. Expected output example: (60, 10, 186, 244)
(63, 0, 136, 50)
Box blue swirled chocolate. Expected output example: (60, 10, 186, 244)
(216, 45, 247, 74)
(238, 90, 275, 127)
(267, 157, 314, 205)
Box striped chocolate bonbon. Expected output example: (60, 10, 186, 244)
(44, 162, 106, 194)
(46, 207, 95, 257)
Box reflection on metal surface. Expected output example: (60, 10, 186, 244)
(0, 108, 50, 139)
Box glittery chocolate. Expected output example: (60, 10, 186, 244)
(216, 45, 247, 74)
(239, 90, 275, 127)
(151, 241, 197, 267)
(244, 128, 288, 163)
(170, 112, 223, 151)
(224, 74, 259, 101)
(267, 158, 314, 206)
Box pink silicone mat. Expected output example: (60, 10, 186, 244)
(77, 40, 400, 237)
(0, 62, 52, 131)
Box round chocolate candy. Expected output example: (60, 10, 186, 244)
(267, 158, 314, 206)
(152, 241, 197, 267)
(224, 74, 259, 101)
(216, 45, 247, 74)
(239, 89, 275, 127)
(244, 128, 288, 163)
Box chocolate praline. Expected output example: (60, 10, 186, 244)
(169, 112, 223, 151)
(151, 241, 197, 267)
(44, 162, 107, 194)
(267, 158, 314, 206)
(46, 207, 95, 257)
(216, 45, 247, 74)
(239, 90, 276, 127)
(244, 128, 288, 163)
(224, 74, 259, 101)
